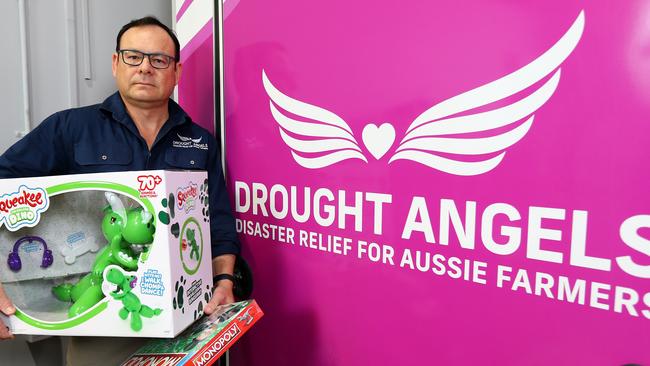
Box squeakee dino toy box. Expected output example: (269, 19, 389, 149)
(0, 170, 213, 337)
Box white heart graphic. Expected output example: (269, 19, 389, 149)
(362, 123, 396, 160)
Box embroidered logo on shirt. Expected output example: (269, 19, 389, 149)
(173, 133, 208, 150)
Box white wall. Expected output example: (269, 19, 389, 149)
(0, 0, 172, 153)
(0, 1, 25, 152)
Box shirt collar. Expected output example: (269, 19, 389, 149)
(99, 91, 191, 130)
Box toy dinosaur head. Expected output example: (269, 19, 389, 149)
(102, 192, 155, 245)
(106, 267, 135, 295)
(122, 208, 155, 244)
(186, 228, 196, 242)
(106, 267, 126, 285)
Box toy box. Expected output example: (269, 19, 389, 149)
(122, 300, 263, 366)
(0, 170, 213, 337)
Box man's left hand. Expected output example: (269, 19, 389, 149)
(204, 280, 235, 314)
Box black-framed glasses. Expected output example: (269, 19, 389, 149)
(118, 49, 176, 69)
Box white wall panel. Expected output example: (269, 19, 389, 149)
(0, 0, 172, 153)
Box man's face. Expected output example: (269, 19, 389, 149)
(112, 25, 182, 107)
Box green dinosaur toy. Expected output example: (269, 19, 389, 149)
(52, 192, 155, 317)
(187, 228, 200, 260)
(105, 267, 162, 331)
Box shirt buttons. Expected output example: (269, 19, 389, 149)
(101, 155, 108, 160)
(190, 160, 195, 165)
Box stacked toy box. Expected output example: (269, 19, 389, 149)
(122, 300, 263, 366)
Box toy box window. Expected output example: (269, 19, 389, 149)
(0, 190, 154, 322)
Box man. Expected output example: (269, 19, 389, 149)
(0, 16, 239, 364)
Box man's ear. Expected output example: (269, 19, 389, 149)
(112, 53, 119, 77)
(174, 62, 183, 85)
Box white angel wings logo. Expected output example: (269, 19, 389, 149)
(176, 134, 203, 144)
(262, 11, 585, 176)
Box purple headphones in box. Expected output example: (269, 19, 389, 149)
(7, 236, 53, 272)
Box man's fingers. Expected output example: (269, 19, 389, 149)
(203, 299, 217, 314)
(0, 285, 15, 316)
(0, 285, 16, 340)
(204, 291, 224, 315)
(0, 322, 14, 340)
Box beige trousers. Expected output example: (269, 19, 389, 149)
(66, 337, 149, 366)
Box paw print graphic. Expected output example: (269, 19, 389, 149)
(159, 193, 180, 238)
(193, 302, 202, 320)
(193, 284, 214, 320)
(200, 179, 209, 223)
(173, 276, 187, 314)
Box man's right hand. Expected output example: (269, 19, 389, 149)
(0, 284, 15, 339)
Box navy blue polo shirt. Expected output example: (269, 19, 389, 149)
(0, 92, 239, 257)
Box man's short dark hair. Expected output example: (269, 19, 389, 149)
(116, 16, 180, 61)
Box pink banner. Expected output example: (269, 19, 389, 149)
(178, 19, 214, 134)
(223, 1, 650, 364)
(177, 2, 215, 134)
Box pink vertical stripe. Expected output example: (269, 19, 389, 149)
(176, 0, 194, 22)
(180, 19, 213, 61)
(223, 0, 241, 20)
